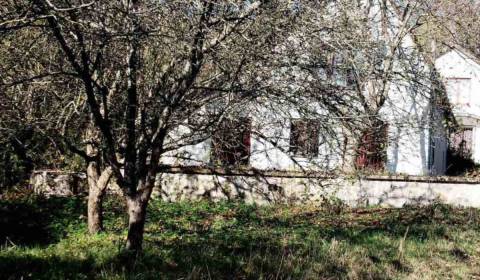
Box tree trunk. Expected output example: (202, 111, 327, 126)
(125, 185, 153, 252)
(124, 136, 163, 253)
(87, 161, 112, 234)
(88, 185, 104, 234)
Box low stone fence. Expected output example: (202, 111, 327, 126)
(157, 172, 480, 207)
(30, 168, 480, 207)
(30, 170, 87, 197)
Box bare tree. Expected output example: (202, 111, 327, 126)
(2, 0, 467, 253)
(268, 0, 437, 173)
(0, 20, 87, 188)
(417, 0, 480, 58)
(0, 0, 302, 252)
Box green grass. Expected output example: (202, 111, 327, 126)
(1, 192, 480, 279)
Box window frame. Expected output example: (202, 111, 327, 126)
(450, 126, 474, 159)
(210, 117, 252, 167)
(355, 123, 389, 171)
(289, 118, 321, 159)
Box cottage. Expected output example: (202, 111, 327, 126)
(435, 48, 480, 168)
(160, 1, 450, 177)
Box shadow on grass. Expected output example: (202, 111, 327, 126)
(0, 231, 362, 280)
(0, 196, 86, 246)
(0, 196, 479, 279)
(0, 254, 97, 280)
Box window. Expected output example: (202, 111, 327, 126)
(290, 119, 320, 158)
(447, 127, 475, 175)
(211, 118, 251, 166)
(355, 123, 388, 171)
(321, 54, 356, 88)
(450, 127, 473, 159)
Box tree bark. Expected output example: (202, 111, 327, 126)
(87, 183, 103, 234)
(125, 184, 153, 252)
(87, 161, 112, 234)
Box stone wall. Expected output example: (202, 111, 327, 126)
(156, 172, 480, 207)
(30, 169, 480, 208)
(30, 170, 87, 197)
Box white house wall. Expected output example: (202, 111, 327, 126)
(436, 49, 480, 164)
(378, 26, 440, 175)
(161, 101, 347, 172)
(161, 0, 444, 176)
(436, 50, 480, 118)
(382, 78, 433, 175)
(162, 94, 435, 176)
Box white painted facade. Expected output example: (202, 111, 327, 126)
(435, 49, 480, 164)
(161, 1, 448, 177)
(162, 70, 444, 176)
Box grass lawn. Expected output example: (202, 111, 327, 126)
(1, 192, 480, 280)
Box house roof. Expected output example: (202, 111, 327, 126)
(437, 45, 480, 68)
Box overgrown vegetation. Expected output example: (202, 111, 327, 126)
(1, 192, 480, 279)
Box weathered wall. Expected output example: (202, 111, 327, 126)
(158, 2, 439, 177)
(436, 49, 480, 164)
(30, 170, 480, 208)
(156, 172, 480, 208)
(30, 170, 87, 197)
(436, 49, 480, 119)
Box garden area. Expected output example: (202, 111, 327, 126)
(1, 190, 480, 279)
